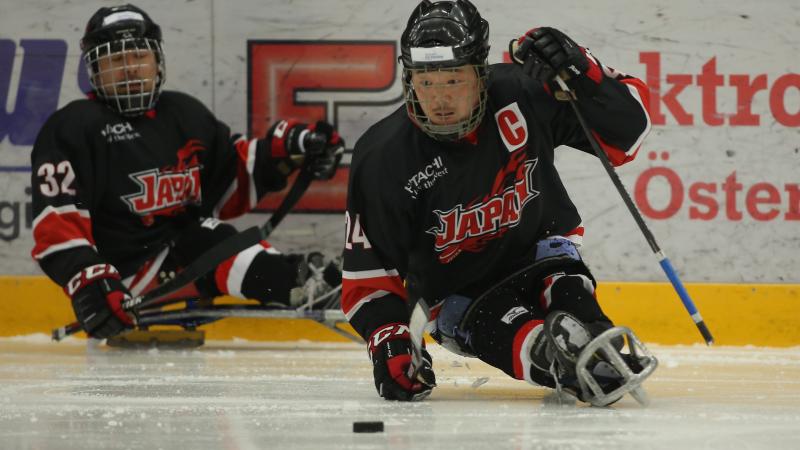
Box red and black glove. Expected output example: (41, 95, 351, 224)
(65, 264, 133, 339)
(267, 120, 345, 180)
(368, 323, 436, 401)
(297, 121, 345, 180)
(280, 120, 344, 180)
(510, 27, 603, 99)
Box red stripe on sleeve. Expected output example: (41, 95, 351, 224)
(563, 225, 584, 239)
(582, 48, 603, 84)
(589, 130, 640, 167)
(31, 209, 94, 260)
(341, 274, 407, 315)
(619, 77, 651, 116)
(587, 76, 649, 167)
(270, 120, 301, 158)
(218, 138, 254, 220)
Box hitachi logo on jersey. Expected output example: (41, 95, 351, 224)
(427, 155, 539, 263)
(123, 167, 202, 214)
(405, 156, 448, 198)
(101, 121, 140, 142)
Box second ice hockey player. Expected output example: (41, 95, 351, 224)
(31, 4, 343, 339)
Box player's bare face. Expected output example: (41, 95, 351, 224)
(410, 66, 480, 125)
(95, 49, 158, 96)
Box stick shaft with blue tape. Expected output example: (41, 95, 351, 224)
(554, 75, 714, 345)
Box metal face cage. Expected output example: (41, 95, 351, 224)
(84, 37, 166, 116)
(403, 64, 488, 141)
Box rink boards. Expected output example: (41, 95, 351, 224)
(1, 276, 797, 347)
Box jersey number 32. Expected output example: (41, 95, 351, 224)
(37, 161, 77, 197)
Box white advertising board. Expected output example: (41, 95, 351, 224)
(1, 0, 797, 282)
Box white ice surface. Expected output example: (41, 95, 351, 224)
(1, 336, 799, 450)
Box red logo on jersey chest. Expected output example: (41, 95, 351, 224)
(122, 140, 205, 221)
(427, 151, 539, 263)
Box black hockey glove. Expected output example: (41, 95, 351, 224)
(510, 27, 602, 100)
(368, 323, 436, 401)
(65, 264, 134, 339)
(287, 121, 344, 180)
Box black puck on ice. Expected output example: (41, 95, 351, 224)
(353, 421, 384, 433)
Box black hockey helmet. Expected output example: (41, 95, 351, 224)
(400, 0, 490, 69)
(81, 4, 166, 116)
(400, 0, 490, 141)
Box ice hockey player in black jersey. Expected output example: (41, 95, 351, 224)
(343, 0, 657, 405)
(30, 4, 344, 339)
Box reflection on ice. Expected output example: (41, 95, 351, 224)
(1, 337, 798, 450)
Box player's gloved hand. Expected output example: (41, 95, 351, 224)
(368, 323, 436, 401)
(65, 264, 134, 339)
(510, 27, 602, 99)
(299, 121, 345, 180)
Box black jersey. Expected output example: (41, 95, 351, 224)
(342, 63, 651, 339)
(31, 90, 301, 286)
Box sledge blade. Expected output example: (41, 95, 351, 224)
(106, 329, 205, 349)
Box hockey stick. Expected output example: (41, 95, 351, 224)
(136, 304, 346, 324)
(554, 75, 714, 345)
(405, 273, 436, 388)
(51, 169, 315, 341)
(134, 304, 359, 343)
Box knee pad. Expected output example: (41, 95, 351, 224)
(431, 294, 475, 356)
(207, 244, 301, 305)
(156, 218, 240, 299)
(502, 236, 597, 311)
(460, 288, 541, 378)
(534, 236, 582, 266)
(241, 252, 300, 304)
(458, 287, 582, 387)
(541, 272, 607, 324)
(529, 237, 613, 332)
(432, 287, 539, 361)
(170, 217, 239, 266)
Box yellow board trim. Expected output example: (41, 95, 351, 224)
(2, 276, 798, 346)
